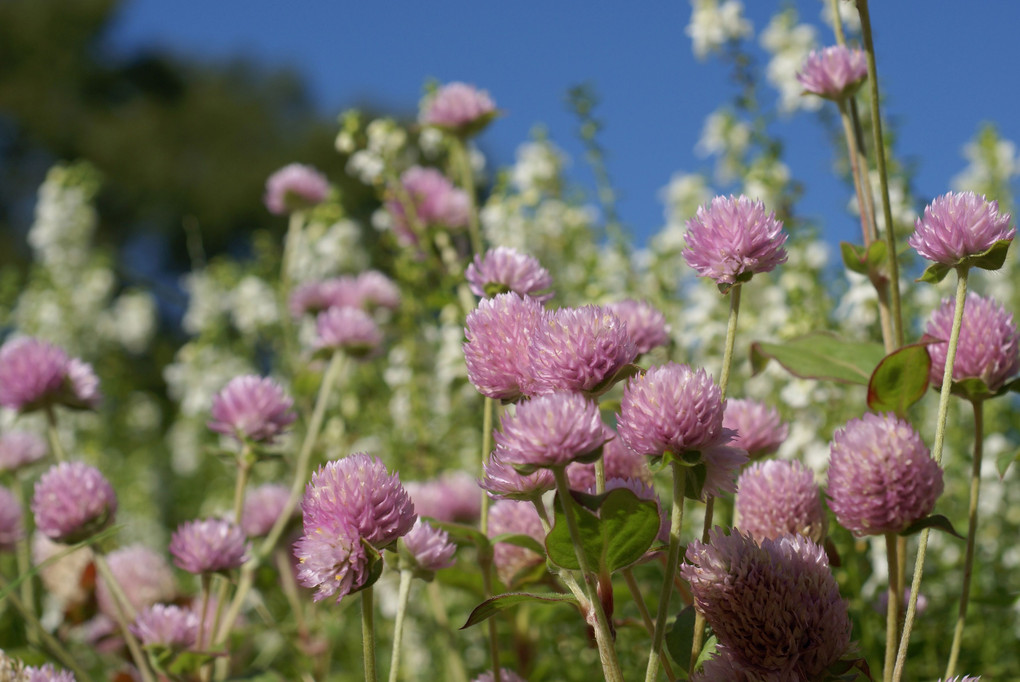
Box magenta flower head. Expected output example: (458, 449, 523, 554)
(131, 603, 199, 651)
(681, 528, 852, 678)
(909, 191, 1014, 269)
(207, 375, 297, 444)
(926, 292, 1019, 395)
(402, 519, 457, 572)
(473, 670, 527, 682)
(169, 518, 250, 574)
(464, 293, 544, 401)
(421, 81, 497, 135)
(242, 483, 294, 537)
(96, 545, 176, 619)
(0, 337, 101, 413)
(827, 413, 944, 536)
(32, 462, 116, 544)
(493, 392, 609, 471)
(354, 270, 401, 311)
(22, 663, 76, 682)
(939, 677, 982, 682)
(682, 195, 788, 290)
(723, 398, 789, 459)
(404, 471, 481, 523)
(796, 45, 868, 100)
(388, 166, 470, 246)
(735, 460, 826, 544)
(604, 299, 671, 356)
(314, 306, 383, 357)
(264, 163, 329, 215)
(481, 450, 556, 501)
(487, 499, 545, 586)
(0, 430, 47, 473)
(466, 247, 553, 301)
(529, 305, 637, 395)
(567, 433, 652, 492)
(294, 515, 368, 602)
(0, 485, 24, 551)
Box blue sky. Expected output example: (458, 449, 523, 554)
(108, 1, 1020, 247)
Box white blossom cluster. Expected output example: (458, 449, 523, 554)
(760, 8, 820, 114)
(685, 0, 753, 60)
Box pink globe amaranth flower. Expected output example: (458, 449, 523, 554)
(487, 499, 545, 586)
(493, 392, 609, 470)
(32, 462, 116, 544)
(64, 358, 101, 410)
(926, 292, 1019, 393)
(736, 460, 826, 544)
(796, 45, 868, 100)
(131, 603, 199, 651)
(402, 519, 456, 572)
(464, 293, 544, 401)
(481, 449, 556, 501)
(23, 663, 76, 682)
(421, 81, 497, 134)
(682, 195, 788, 288)
(354, 270, 401, 311)
(528, 305, 637, 395)
(681, 528, 852, 678)
(169, 518, 250, 574)
(289, 271, 401, 318)
(723, 399, 789, 459)
(0, 337, 101, 413)
(939, 677, 982, 682)
(207, 375, 297, 444)
(314, 306, 383, 357)
(909, 191, 1014, 267)
(604, 299, 671, 355)
(473, 670, 527, 682)
(242, 483, 294, 537)
(0, 430, 47, 473)
(264, 163, 329, 215)
(466, 247, 553, 302)
(566, 432, 652, 492)
(388, 166, 470, 246)
(0, 484, 24, 550)
(96, 544, 176, 619)
(404, 471, 481, 523)
(294, 515, 370, 602)
(827, 413, 944, 536)
(300, 453, 417, 550)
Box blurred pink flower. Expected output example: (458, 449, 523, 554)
(421, 82, 496, 134)
(264, 163, 329, 215)
(797, 45, 868, 99)
(208, 375, 296, 444)
(466, 247, 553, 301)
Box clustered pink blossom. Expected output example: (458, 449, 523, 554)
(242, 483, 294, 537)
(131, 603, 200, 651)
(289, 271, 400, 318)
(926, 292, 1019, 392)
(909, 191, 1014, 267)
(723, 398, 789, 459)
(404, 471, 481, 523)
(0, 430, 47, 473)
(22, 663, 76, 682)
(604, 299, 671, 355)
(207, 375, 297, 444)
(0, 337, 101, 413)
(735, 460, 826, 543)
(487, 499, 545, 586)
(169, 518, 250, 574)
(32, 462, 117, 544)
(463, 293, 545, 401)
(402, 519, 457, 572)
(493, 392, 608, 470)
(465, 247, 553, 301)
(0, 485, 24, 550)
(96, 544, 176, 619)
(314, 306, 383, 356)
(264, 163, 329, 215)
(388, 166, 470, 246)
(481, 451, 556, 501)
(421, 82, 496, 133)
(797, 45, 868, 99)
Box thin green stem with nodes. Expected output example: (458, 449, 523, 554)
(645, 461, 687, 682)
(362, 586, 378, 682)
(387, 570, 415, 682)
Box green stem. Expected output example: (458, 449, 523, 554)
(945, 399, 984, 679)
(11, 482, 36, 635)
(480, 397, 495, 535)
(717, 283, 741, 401)
(95, 553, 157, 682)
(646, 462, 687, 682)
(362, 586, 378, 682)
(388, 570, 415, 682)
(450, 136, 483, 255)
(829, 0, 846, 44)
(883, 532, 900, 682)
(624, 568, 676, 681)
(44, 406, 67, 463)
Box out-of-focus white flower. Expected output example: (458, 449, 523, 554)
(952, 127, 1019, 196)
(686, 0, 753, 59)
(743, 156, 791, 209)
(418, 127, 445, 159)
(834, 271, 878, 330)
(181, 271, 229, 336)
(100, 290, 157, 353)
(656, 172, 713, 253)
(288, 219, 368, 283)
(512, 139, 567, 198)
(761, 9, 820, 113)
(347, 150, 386, 185)
(163, 344, 252, 417)
(820, 0, 861, 34)
(28, 165, 99, 281)
(696, 110, 751, 164)
(231, 276, 279, 336)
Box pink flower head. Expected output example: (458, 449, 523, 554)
(354, 270, 401, 310)
(169, 518, 250, 574)
(529, 305, 637, 395)
(22, 664, 76, 682)
(464, 293, 544, 401)
(207, 375, 297, 444)
(289, 271, 401, 318)
(421, 81, 497, 134)
(0, 337, 101, 413)
(473, 670, 527, 682)
(683, 195, 788, 288)
(487, 499, 545, 585)
(481, 450, 556, 501)
(939, 677, 982, 682)
(402, 519, 456, 572)
(294, 515, 368, 603)
(604, 299, 671, 355)
(0, 430, 47, 473)
(466, 247, 553, 301)
(264, 163, 329, 215)
(131, 603, 199, 651)
(909, 191, 1014, 267)
(827, 413, 944, 536)
(566, 432, 652, 492)
(723, 399, 789, 459)
(315, 306, 383, 357)
(736, 460, 826, 543)
(96, 544, 176, 619)
(796, 45, 868, 100)
(681, 528, 852, 678)
(404, 471, 481, 523)
(32, 462, 116, 544)
(926, 292, 1019, 393)
(242, 483, 294, 537)
(493, 392, 609, 470)
(0, 485, 24, 550)
(388, 166, 470, 246)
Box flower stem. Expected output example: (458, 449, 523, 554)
(388, 570, 415, 682)
(480, 396, 495, 535)
(362, 586, 378, 682)
(645, 462, 687, 682)
(945, 399, 985, 679)
(717, 283, 741, 401)
(94, 553, 157, 682)
(624, 568, 676, 681)
(477, 396, 502, 682)
(883, 532, 900, 682)
(44, 406, 67, 463)
(450, 136, 483, 255)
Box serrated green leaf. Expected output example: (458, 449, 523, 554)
(664, 605, 697, 669)
(750, 332, 886, 385)
(900, 514, 964, 539)
(460, 591, 577, 629)
(867, 343, 931, 416)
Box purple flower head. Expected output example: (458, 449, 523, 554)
(264, 163, 329, 215)
(528, 305, 637, 395)
(723, 399, 789, 459)
(23, 664, 76, 682)
(354, 270, 401, 311)
(421, 82, 497, 134)
(827, 413, 944, 536)
(466, 247, 553, 301)
(909, 191, 1014, 267)
(32, 462, 116, 544)
(207, 375, 297, 444)
(939, 677, 982, 682)
(0, 430, 47, 473)
(131, 603, 200, 651)
(294, 516, 369, 602)
(64, 358, 101, 410)
(566, 432, 652, 492)
(473, 670, 527, 682)
(493, 392, 609, 470)
(481, 450, 556, 501)
(604, 299, 671, 355)
(290, 271, 401, 318)
(796, 45, 868, 99)
(402, 519, 456, 572)
(690, 645, 773, 681)
(681, 528, 852, 678)
(0, 337, 101, 413)
(169, 518, 250, 574)
(682, 195, 788, 288)
(487, 499, 545, 585)
(315, 306, 383, 357)
(404, 471, 481, 523)
(464, 293, 544, 401)
(96, 544, 176, 619)
(388, 166, 470, 246)
(736, 460, 826, 544)
(242, 483, 294, 537)
(926, 292, 1019, 393)
(0, 485, 24, 551)
(301, 453, 417, 550)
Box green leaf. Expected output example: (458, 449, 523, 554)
(490, 533, 546, 555)
(966, 238, 1013, 271)
(996, 448, 1020, 479)
(867, 343, 931, 416)
(586, 362, 644, 398)
(664, 605, 697, 669)
(460, 591, 578, 629)
(900, 514, 964, 539)
(918, 262, 953, 284)
(545, 499, 602, 571)
(750, 332, 886, 385)
(694, 635, 718, 673)
(840, 242, 868, 275)
(865, 240, 889, 269)
(683, 463, 707, 501)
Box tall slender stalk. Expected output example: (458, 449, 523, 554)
(387, 570, 415, 682)
(883, 532, 900, 682)
(94, 553, 157, 682)
(624, 568, 676, 681)
(449, 136, 483, 255)
(646, 462, 687, 682)
(44, 406, 67, 463)
(362, 586, 378, 682)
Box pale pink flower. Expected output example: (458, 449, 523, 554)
(466, 247, 553, 301)
(264, 163, 329, 215)
(797, 45, 868, 99)
(421, 82, 496, 134)
(909, 191, 1014, 267)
